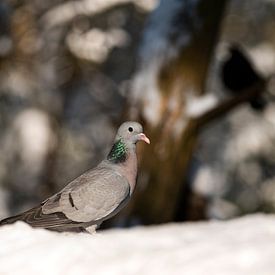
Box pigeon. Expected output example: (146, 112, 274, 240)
(0, 121, 150, 233)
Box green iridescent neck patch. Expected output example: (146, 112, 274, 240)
(107, 139, 127, 163)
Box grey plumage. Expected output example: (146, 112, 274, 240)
(0, 121, 150, 233)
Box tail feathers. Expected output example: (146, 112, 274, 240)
(0, 205, 85, 232)
(0, 213, 25, 226)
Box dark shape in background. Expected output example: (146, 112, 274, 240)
(221, 45, 267, 111)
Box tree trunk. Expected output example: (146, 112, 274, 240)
(122, 0, 230, 224)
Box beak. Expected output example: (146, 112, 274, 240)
(138, 133, 150, 144)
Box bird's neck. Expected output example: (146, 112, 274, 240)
(107, 139, 128, 163)
(107, 139, 138, 194)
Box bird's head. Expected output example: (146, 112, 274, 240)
(107, 122, 150, 163)
(116, 121, 150, 145)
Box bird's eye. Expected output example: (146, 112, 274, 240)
(128, 127, 133, 132)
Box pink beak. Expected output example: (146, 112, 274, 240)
(138, 133, 150, 144)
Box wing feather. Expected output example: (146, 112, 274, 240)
(42, 167, 130, 223)
(0, 205, 84, 232)
(1, 166, 131, 231)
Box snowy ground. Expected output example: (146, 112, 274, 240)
(0, 214, 275, 275)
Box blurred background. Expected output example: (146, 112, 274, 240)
(0, 0, 275, 229)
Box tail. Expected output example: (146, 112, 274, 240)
(0, 213, 26, 226)
(0, 205, 44, 226)
(0, 205, 85, 232)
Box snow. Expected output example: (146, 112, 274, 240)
(66, 28, 130, 63)
(185, 92, 219, 118)
(0, 214, 275, 275)
(43, 0, 159, 28)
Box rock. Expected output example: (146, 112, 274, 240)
(0, 214, 274, 275)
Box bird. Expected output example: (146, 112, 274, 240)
(0, 121, 150, 233)
(220, 45, 267, 111)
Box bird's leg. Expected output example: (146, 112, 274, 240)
(85, 224, 98, 234)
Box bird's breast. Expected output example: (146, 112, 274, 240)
(118, 153, 137, 194)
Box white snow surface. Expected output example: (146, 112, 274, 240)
(0, 214, 275, 275)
